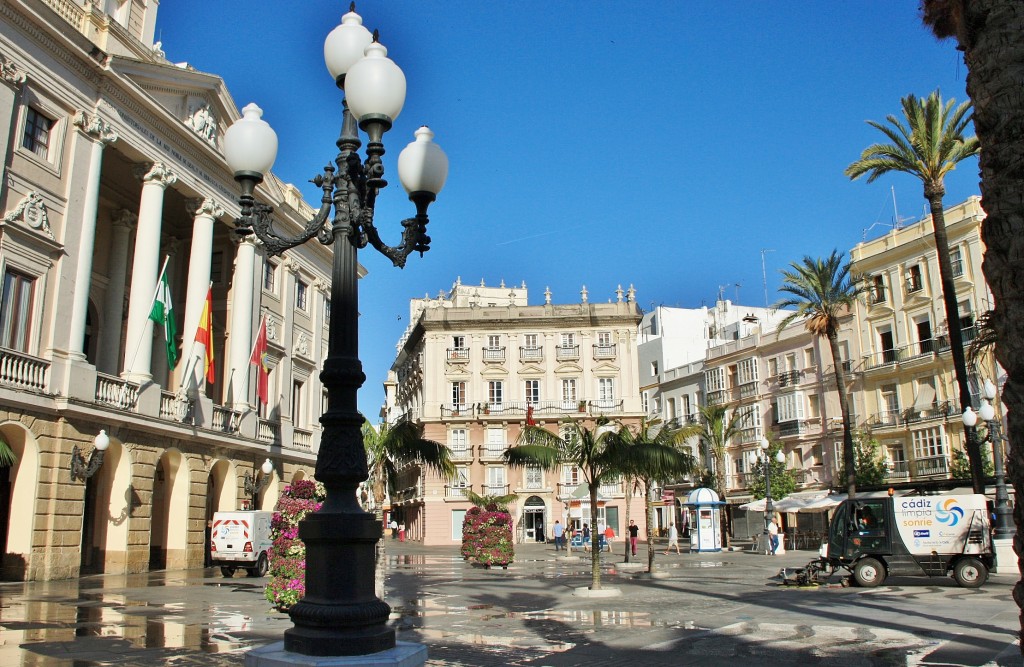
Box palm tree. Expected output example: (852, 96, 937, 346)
(464, 488, 518, 511)
(775, 251, 861, 497)
(363, 419, 455, 516)
(696, 402, 745, 548)
(845, 90, 983, 493)
(504, 417, 620, 591)
(921, 1, 1024, 648)
(609, 417, 697, 573)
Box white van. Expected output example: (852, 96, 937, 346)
(210, 510, 273, 577)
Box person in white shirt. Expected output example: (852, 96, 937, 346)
(389, 519, 398, 540)
(663, 522, 681, 554)
(768, 518, 780, 555)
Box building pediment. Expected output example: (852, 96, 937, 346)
(518, 364, 545, 375)
(554, 362, 583, 375)
(591, 361, 620, 374)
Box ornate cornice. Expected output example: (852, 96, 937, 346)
(72, 109, 118, 144)
(186, 197, 225, 220)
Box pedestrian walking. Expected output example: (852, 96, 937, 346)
(582, 522, 591, 551)
(552, 520, 565, 551)
(390, 519, 398, 540)
(768, 518, 779, 555)
(663, 522, 680, 555)
(628, 519, 639, 556)
(603, 524, 615, 552)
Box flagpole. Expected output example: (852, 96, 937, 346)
(119, 255, 171, 406)
(239, 311, 266, 408)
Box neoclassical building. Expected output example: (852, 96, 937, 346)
(0, 0, 333, 580)
(382, 280, 647, 545)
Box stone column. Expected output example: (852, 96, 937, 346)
(228, 233, 258, 411)
(178, 197, 223, 393)
(97, 210, 136, 375)
(123, 162, 177, 382)
(68, 111, 118, 359)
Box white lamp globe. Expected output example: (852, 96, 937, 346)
(398, 126, 448, 196)
(261, 458, 274, 476)
(775, 450, 785, 464)
(324, 9, 373, 84)
(758, 436, 769, 451)
(224, 104, 278, 178)
(94, 430, 110, 452)
(983, 379, 998, 401)
(344, 41, 406, 125)
(962, 406, 978, 427)
(979, 399, 996, 422)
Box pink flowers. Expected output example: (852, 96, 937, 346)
(462, 506, 514, 567)
(264, 481, 325, 610)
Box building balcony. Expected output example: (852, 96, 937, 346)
(483, 483, 510, 496)
(738, 381, 759, 399)
(775, 419, 808, 437)
(866, 409, 902, 429)
(446, 347, 469, 362)
(864, 346, 904, 371)
(445, 484, 473, 500)
(519, 346, 543, 362)
(736, 427, 762, 444)
(912, 455, 949, 478)
(885, 460, 910, 480)
(478, 443, 508, 461)
(442, 403, 472, 418)
(555, 345, 580, 361)
(449, 447, 473, 462)
(482, 346, 506, 363)
(903, 400, 958, 424)
(776, 370, 801, 388)
(557, 482, 582, 498)
(593, 344, 616, 360)
(905, 275, 924, 295)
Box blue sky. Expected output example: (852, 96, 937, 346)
(155, 2, 980, 419)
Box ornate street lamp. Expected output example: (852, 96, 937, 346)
(758, 436, 785, 554)
(243, 458, 275, 505)
(70, 430, 109, 482)
(962, 378, 1013, 539)
(224, 5, 447, 660)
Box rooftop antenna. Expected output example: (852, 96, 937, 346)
(734, 283, 742, 302)
(761, 249, 775, 310)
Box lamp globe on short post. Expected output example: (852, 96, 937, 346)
(224, 5, 447, 663)
(70, 430, 109, 482)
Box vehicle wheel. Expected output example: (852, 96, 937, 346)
(953, 557, 988, 588)
(220, 566, 237, 578)
(853, 557, 885, 587)
(248, 554, 269, 578)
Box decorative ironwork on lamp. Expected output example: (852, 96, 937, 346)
(70, 430, 109, 482)
(962, 378, 1013, 539)
(243, 457, 275, 502)
(222, 4, 447, 658)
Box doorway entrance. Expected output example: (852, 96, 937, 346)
(523, 496, 545, 542)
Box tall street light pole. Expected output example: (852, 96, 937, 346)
(224, 6, 448, 660)
(758, 436, 785, 555)
(963, 379, 1013, 540)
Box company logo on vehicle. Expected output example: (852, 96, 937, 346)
(913, 529, 930, 538)
(935, 499, 965, 526)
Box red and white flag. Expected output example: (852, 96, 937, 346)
(249, 315, 269, 405)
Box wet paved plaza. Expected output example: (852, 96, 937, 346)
(1, 540, 1021, 666)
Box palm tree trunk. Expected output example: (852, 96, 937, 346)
(828, 332, 857, 498)
(946, 0, 1024, 647)
(644, 480, 657, 573)
(713, 449, 731, 548)
(926, 191, 985, 494)
(922, 0, 1024, 651)
(622, 477, 633, 563)
(589, 482, 601, 590)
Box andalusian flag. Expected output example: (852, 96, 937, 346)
(149, 268, 178, 368)
(195, 287, 215, 384)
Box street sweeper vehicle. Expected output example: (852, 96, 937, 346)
(210, 510, 273, 577)
(784, 494, 993, 588)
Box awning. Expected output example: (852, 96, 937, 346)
(774, 491, 830, 512)
(802, 489, 906, 512)
(739, 498, 767, 512)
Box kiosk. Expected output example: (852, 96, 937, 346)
(684, 487, 724, 552)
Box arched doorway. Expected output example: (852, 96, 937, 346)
(150, 449, 190, 571)
(522, 495, 546, 542)
(1, 423, 39, 580)
(80, 436, 132, 574)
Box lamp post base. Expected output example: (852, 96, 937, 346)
(992, 537, 1019, 575)
(245, 641, 427, 667)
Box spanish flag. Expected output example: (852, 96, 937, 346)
(195, 287, 215, 384)
(249, 314, 269, 405)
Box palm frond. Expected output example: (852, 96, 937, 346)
(0, 435, 16, 467)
